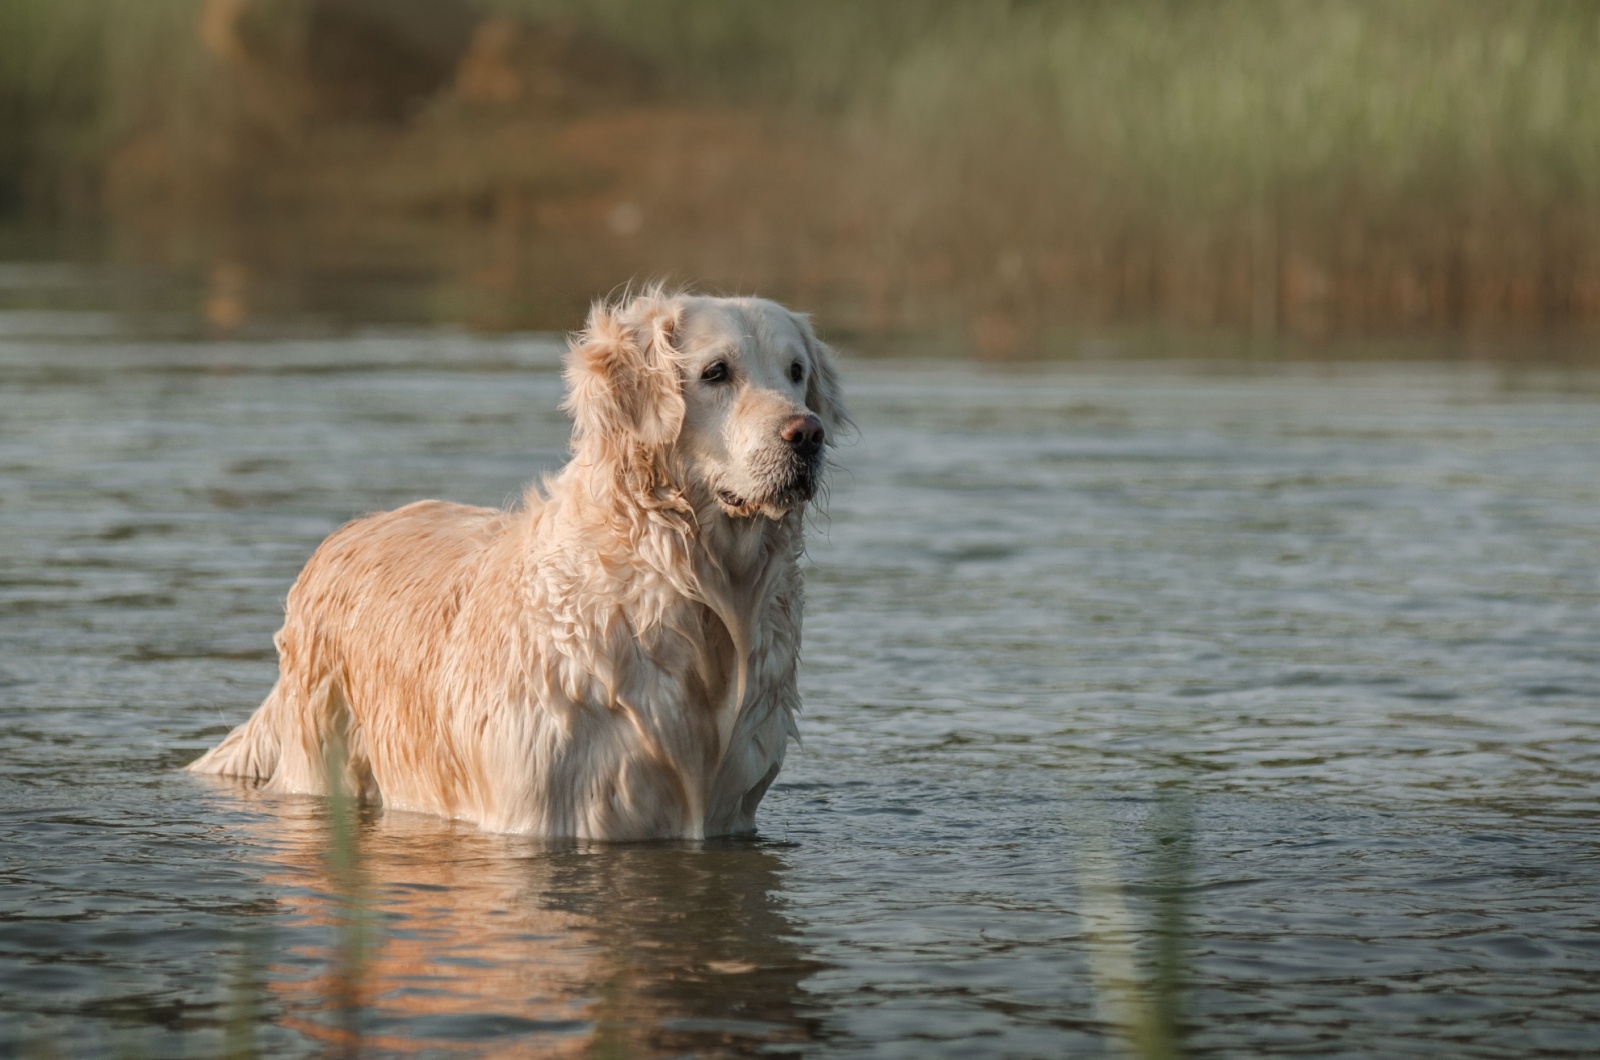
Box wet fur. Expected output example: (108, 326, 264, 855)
(188, 290, 848, 839)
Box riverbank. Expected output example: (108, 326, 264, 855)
(5, 1, 1600, 351)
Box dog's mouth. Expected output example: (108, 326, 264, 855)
(715, 467, 818, 519)
(716, 488, 752, 513)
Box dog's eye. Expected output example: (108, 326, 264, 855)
(788, 361, 805, 384)
(700, 361, 730, 384)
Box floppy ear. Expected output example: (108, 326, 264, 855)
(562, 293, 685, 452)
(793, 312, 852, 439)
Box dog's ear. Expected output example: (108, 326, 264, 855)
(792, 312, 852, 440)
(563, 293, 685, 452)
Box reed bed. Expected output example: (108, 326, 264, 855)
(4, 0, 1599, 347)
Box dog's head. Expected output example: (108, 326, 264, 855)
(563, 290, 848, 520)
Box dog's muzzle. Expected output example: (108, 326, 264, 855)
(715, 414, 827, 517)
(780, 413, 825, 502)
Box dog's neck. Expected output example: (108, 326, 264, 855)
(698, 502, 801, 587)
(680, 485, 805, 670)
(536, 452, 804, 624)
(687, 496, 804, 772)
(527, 450, 807, 822)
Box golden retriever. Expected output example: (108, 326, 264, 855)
(188, 290, 847, 840)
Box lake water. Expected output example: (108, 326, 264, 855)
(2, 295, 1600, 1057)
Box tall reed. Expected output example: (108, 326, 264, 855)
(6, 1, 1600, 339)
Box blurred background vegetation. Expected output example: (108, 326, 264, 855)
(3, 0, 1599, 353)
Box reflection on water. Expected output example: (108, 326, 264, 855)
(197, 780, 818, 1056)
(3, 282, 1600, 1057)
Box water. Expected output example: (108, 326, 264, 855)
(3, 297, 1600, 1057)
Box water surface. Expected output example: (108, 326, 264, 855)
(3, 306, 1600, 1057)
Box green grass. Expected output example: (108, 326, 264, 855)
(490, 0, 1600, 214)
(8, 0, 1600, 219)
(0, 0, 218, 214)
(1078, 787, 1195, 1060)
(6, 1, 1600, 338)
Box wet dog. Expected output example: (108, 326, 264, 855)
(188, 290, 847, 839)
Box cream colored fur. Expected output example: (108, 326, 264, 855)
(187, 291, 848, 840)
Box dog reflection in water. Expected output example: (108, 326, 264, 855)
(189, 290, 847, 839)
(218, 788, 817, 1055)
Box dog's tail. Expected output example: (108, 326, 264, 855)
(187, 674, 379, 801)
(187, 680, 287, 781)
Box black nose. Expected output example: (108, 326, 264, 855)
(781, 414, 825, 456)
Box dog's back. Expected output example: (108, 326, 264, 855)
(189, 500, 510, 812)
